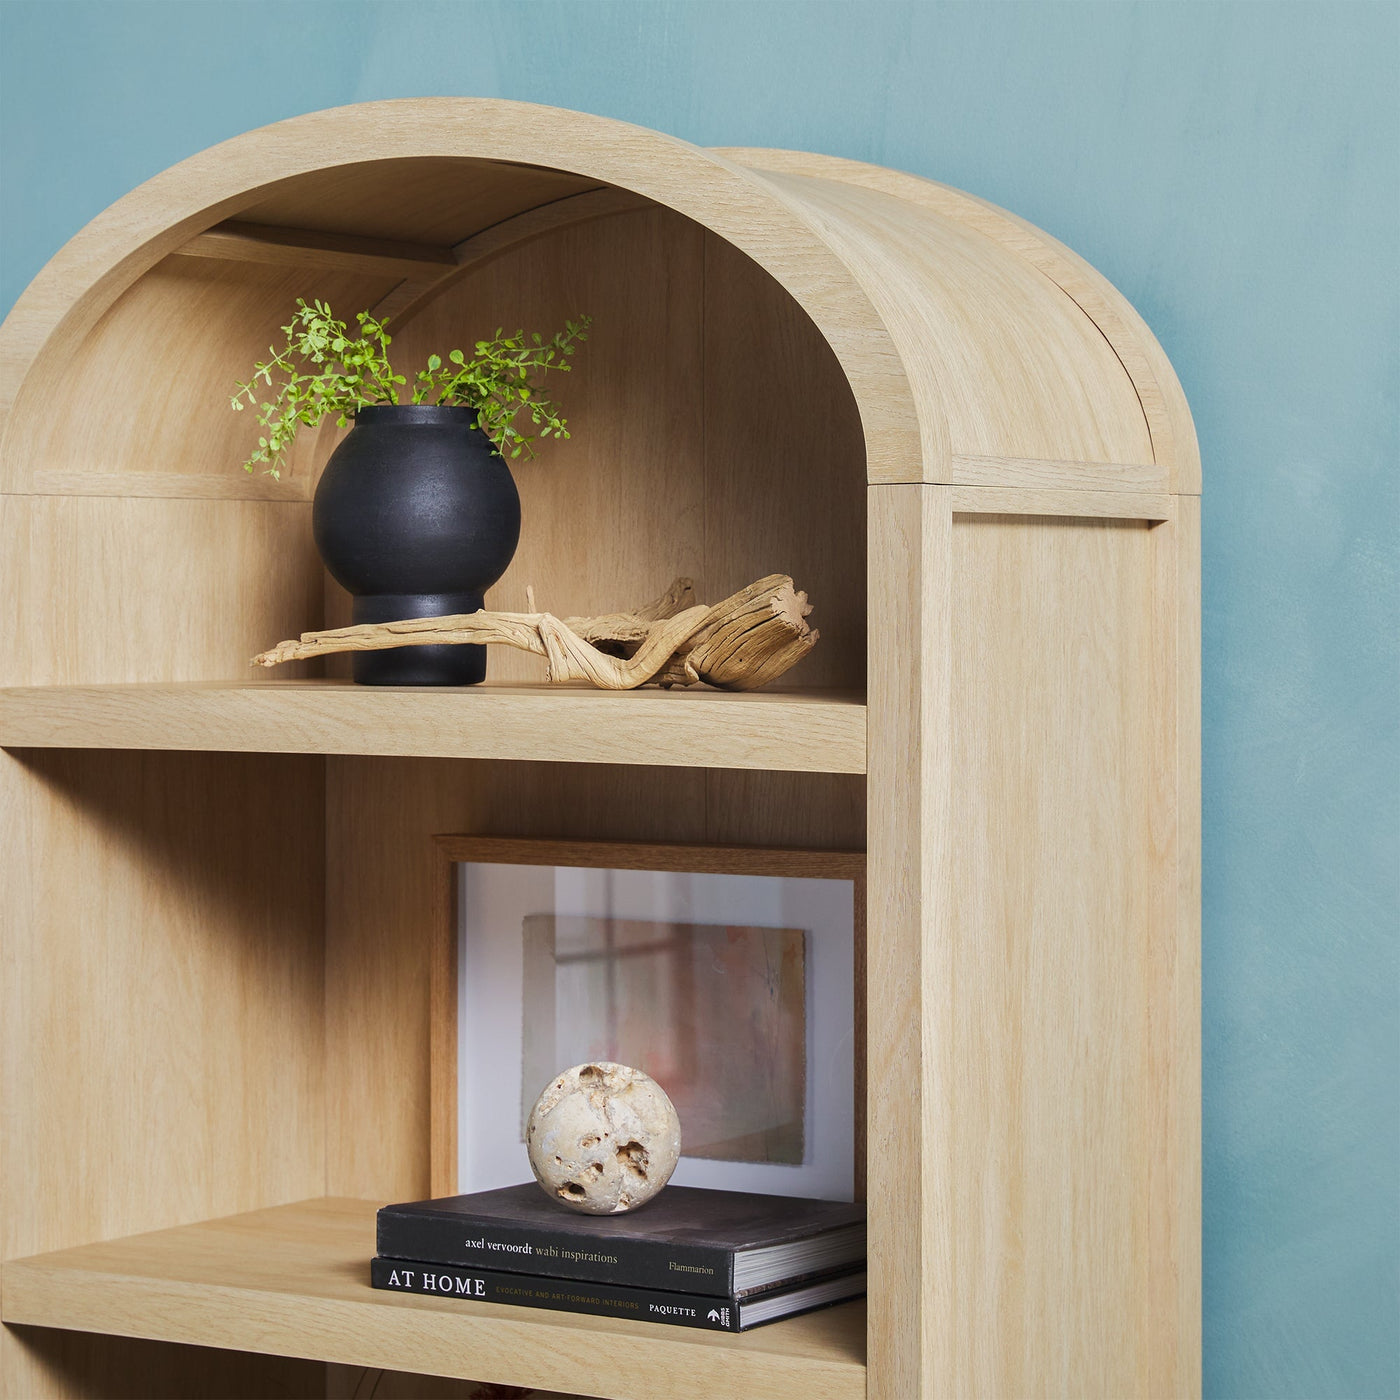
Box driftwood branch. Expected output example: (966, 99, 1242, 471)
(253, 576, 818, 690)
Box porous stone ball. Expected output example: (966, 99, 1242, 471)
(526, 1062, 682, 1214)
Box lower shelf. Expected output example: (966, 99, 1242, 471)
(1, 1198, 867, 1400)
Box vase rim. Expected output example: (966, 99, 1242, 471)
(353, 404, 483, 426)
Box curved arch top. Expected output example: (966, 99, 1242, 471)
(0, 99, 919, 490)
(717, 148, 1199, 492)
(0, 97, 1195, 495)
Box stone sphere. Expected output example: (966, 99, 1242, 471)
(526, 1062, 682, 1214)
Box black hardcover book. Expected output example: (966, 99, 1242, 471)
(370, 1255, 866, 1332)
(376, 1184, 866, 1298)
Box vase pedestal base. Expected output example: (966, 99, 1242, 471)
(350, 592, 486, 686)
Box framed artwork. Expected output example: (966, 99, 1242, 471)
(430, 838, 864, 1203)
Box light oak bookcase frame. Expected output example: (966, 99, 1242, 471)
(0, 99, 1200, 1399)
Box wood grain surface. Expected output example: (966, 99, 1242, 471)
(0, 98, 1198, 1398)
(0, 681, 867, 772)
(2, 1199, 866, 1400)
(717, 146, 1201, 493)
(865, 490, 1199, 1398)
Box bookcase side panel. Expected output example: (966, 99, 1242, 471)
(864, 483, 953, 1400)
(1169, 497, 1203, 1400)
(932, 508, 1196, 1397)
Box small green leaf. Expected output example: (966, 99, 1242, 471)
(234, 300, 591, 477)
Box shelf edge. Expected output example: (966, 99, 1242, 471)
(2, 1256, 866, 1400)
(0, 685, 868, 775)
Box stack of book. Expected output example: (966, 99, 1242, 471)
(373, 1183, 866, 1332)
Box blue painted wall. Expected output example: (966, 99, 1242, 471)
(2, 2, 1395, 1394)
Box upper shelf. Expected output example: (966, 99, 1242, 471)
(1, 1198, 867, 1400)
(0, 679, 867, 773)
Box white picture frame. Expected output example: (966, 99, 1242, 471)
(437, 839, 864, 1204)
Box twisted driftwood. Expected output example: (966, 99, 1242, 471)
(253, 575, 817, 690)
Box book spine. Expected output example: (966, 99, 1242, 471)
(376, 1213, 733, 1295)
(371, 1257, 741, 1331)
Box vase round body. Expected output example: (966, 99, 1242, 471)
(312, 405, 521, 685)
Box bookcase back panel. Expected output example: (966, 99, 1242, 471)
(0, 494, 323, 688)
(9, 256, 397, 502)
(7, 195, 866, 694)
(7, 1328, 324, 1400)
(323, 756, 865, 1202)
(0, 749, 326, 1264)
(372, 206, 867, 692)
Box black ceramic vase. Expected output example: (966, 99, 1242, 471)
(312, 405, 521, 685)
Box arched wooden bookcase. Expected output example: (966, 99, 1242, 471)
(0, 100, 1200, 1400)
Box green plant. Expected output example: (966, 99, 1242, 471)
(232, 299, 591, 478)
